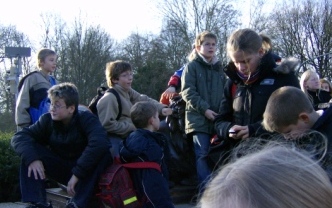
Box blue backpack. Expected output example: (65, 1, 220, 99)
(18, 71, 56, 124)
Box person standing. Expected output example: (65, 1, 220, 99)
(15, 48, 57, 130)
(181, 31, 225, 194)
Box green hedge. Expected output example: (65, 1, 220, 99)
(0, 132, 21, 202)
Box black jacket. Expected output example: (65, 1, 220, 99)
(119, 129, 174, 208)
(11, 110, 111, 179)
(215, 52, 300, 142)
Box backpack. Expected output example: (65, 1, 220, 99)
(18, 71, 56, 124)
(88, 87, 122, 120)
(96, 158, 161, 208)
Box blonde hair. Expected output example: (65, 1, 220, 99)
(37, 48, 56, 68)
(198, 144, 332, 208)
(227, 28, 262, 56)
(300, 70, 320, 104)
(188, 31, 217, 61)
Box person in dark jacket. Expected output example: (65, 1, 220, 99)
(214, 28, 300, 163)
(263, 86, 332, 180)
(11, 82, 112, 208)
(300, 70, 332, 111)
(119, 101, 174, 208)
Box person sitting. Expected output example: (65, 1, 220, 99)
(198, 144, 332, 208)
(119, 101, 174, 208)
(11, 82, 112, 208)
(97, 60, 172, 157)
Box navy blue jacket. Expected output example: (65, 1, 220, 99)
(11, 110, 111, 179)
(119, 129, 174, 208)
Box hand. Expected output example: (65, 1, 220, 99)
(28, 160, 45, 180)
(162, 107, 173, 116)
(67, 174, 79, 196)
(204, 109, 218, 121)
(229, 125, 249, 140)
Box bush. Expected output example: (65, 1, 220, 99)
(0, 132, 20, 202)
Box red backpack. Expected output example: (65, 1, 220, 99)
(96, 158, 161, 208)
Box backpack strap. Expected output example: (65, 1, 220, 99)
(114, 157, 161, 172)
(121, 162, 161, 172)
(107, 88, 122, 121)
(17, 71, 38, 93)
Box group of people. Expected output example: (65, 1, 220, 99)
(10, 27, 332, 208)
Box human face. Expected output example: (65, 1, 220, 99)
(321, 83, 330, 92)
(305, 74, 320, 91)
(49, 98, 74, 124)
(229, 50, 263, 76)
(197, 38, 217, 62)
(278, 120, 310, 140)
(151, 112, 160, 131)
(40, 54, 57, 74)
(113, 70, 133, 91)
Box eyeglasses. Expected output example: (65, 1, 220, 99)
(50, 104, 67, 111)
(120, 72, 133, 78)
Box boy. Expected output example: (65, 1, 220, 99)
(11, 82, 112, 208)
(119, 101, 174, 208)
(262, 86, 332, 179)
(16, 48, 57, 130)
(97, 60, 172, 157)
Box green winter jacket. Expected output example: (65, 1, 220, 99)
(181, 54, 225, 135)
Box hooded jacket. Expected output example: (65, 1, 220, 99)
(181, 54, 226, 135)
(215, 52, 300, 142)
(119, 129, 174, 208)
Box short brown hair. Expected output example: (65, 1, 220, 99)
(48, 82, 79, 109)
(227, 28, 262, 56)
(37, 48, 56, 68)
(263, 86, 314, 132)
(130, 101, 158, 129)
(105, 60, 132, 87)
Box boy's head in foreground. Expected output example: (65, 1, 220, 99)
(48, 82, 79, 124)
(130, 101, 159, 131)
(262, 86, 320, 138)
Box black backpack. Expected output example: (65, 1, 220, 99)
(88, 87, 122, 120)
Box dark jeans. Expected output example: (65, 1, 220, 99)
(193, 132, 212, 194)
(20, 143, 111, 208)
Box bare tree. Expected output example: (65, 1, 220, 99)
(266, 0, 332, 77)
(0, 24, 31, 132)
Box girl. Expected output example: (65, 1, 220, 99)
(15, 48, 57, 130)
(181, 31, 225, 193)
(300, 70, 331, 110)
(214, 28, 300, 160)
(320, 78, 332, 97)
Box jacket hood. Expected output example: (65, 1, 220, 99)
(224, 51, 300, 84)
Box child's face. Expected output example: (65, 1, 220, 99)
(230, 49, 263, 77)
(278, 119, 310, 139)
(305, 74, 320, 91)
(197, 38, 217, 62)
(40, 54, 57, 74)
(49, 98, 74, 124)
(321, 83, 330, 92)
(151, 112, 160, 131)
(113, 70, 133, 91)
